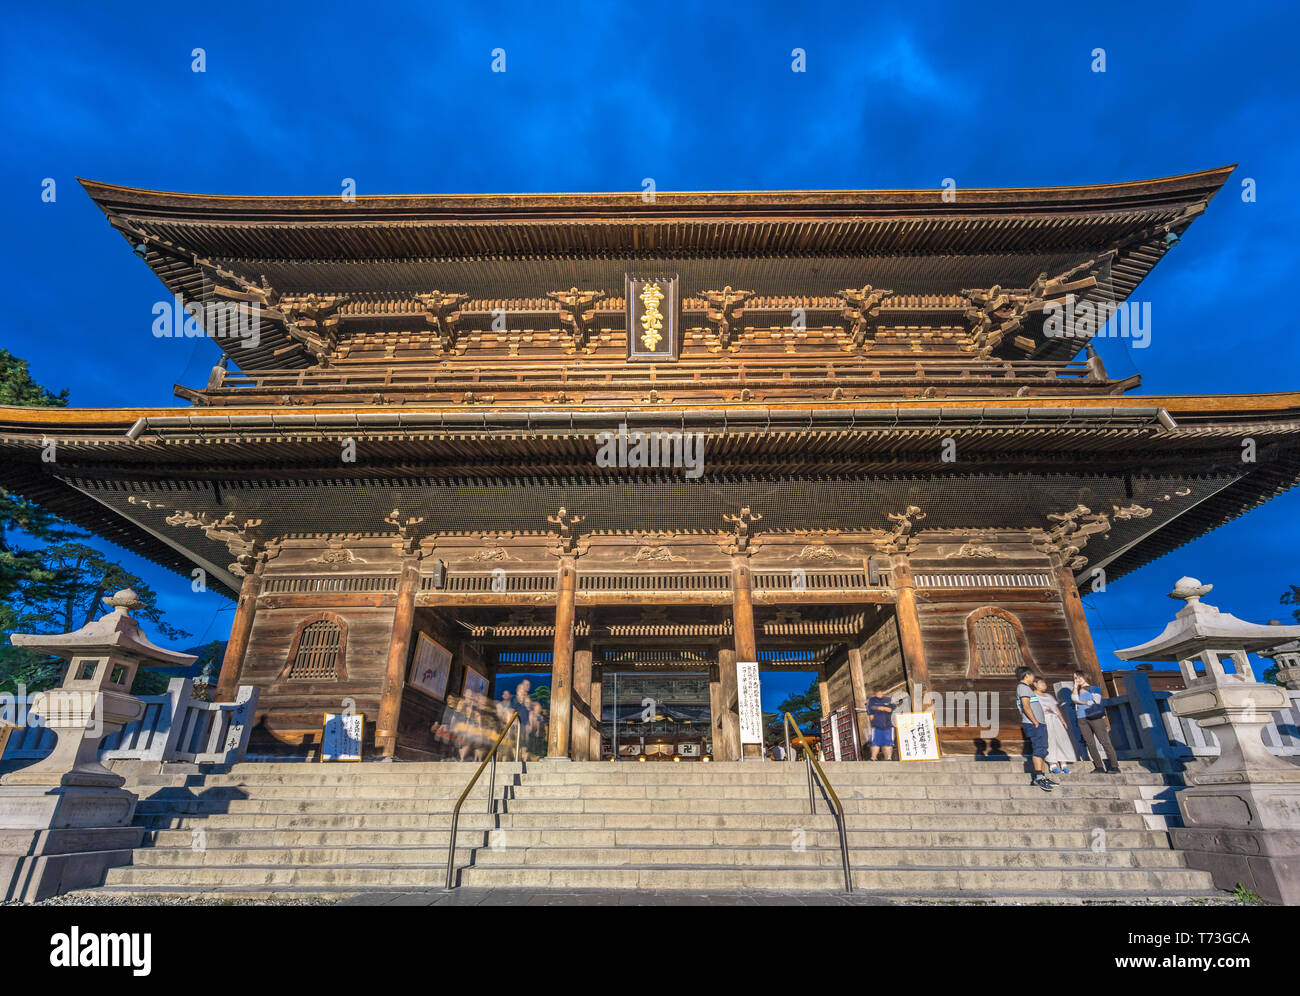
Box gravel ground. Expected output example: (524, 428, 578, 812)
(6, 891, 1250, 907)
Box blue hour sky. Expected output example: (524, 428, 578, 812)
(2, 1, 1299, 695)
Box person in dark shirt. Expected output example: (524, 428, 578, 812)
(865, 688, 895, 760)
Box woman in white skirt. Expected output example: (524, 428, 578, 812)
(1034, 676, 1077, 775)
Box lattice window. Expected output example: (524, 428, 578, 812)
(966, 608, 1031, 678)
(282, 615, 347, 681)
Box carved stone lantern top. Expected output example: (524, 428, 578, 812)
(1116, 577, 1300, 665)
(9, 589, 197, 671)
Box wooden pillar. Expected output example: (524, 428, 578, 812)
(892, 559, 930, 707)
(375, 562, 419, 758)
(588, 669, 603, 760)
(846, 645, 872, 748)
(716, 647, 741, 761)
(818, 667, 831, 717)
(548, 558, 576, 758)
(216, 568, 263, 702)
(731, 561, 758, 661)
(1056, 563, 1105, 688)
(571, 632, 593, 761)
(730, 561, 760, 759)
(708, 662, 722, 759)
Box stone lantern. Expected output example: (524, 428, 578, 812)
(1, 590, 195, 901)
(1260, 636, 1300, 692)
(1115, 577, 1300, 904)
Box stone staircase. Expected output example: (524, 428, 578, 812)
(61, 756, 1221, 902)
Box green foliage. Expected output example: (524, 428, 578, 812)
(0, 348, 73, 604)
(1231, 883, 1264, 904)
(0, 350, 190, 696)
(531, 683, 551, 711)
(769, 675, 822, 739)
(0, 349, 68, 408)
(1282, 585, 1300, 623)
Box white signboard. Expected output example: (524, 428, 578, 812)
(737, 661, 763, 747)
(322, 712, 364, 762)
(895, 711, 941, 762)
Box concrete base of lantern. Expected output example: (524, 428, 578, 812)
(0, 783, 138, 830)
(1173, 777, 1300, 905)
(0, 825, 145, 903)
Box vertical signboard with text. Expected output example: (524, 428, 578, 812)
(737, 660, 763, 753)
(626, 274, 680, 362)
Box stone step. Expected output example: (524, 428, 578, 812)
(114, 769, 1176, 788)
(500, 783, 1160, 801)
(130, 798, 1143, 821)
(128, 843, 1187, 870)
(496, 797, 1143, 815)
(145, 826, 1173, 849)
(139, 811, 1156, 832)
(457, 865, 1217, 892)
(129, 784, 497, 802)
(103, 862, 1215, 892)
(123, 783, 1165, 806)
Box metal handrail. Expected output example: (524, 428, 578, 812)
(443, 710, 520, 891)
(783, 711, 852, 893)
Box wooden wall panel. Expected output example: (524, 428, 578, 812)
(243, 604, 395, 752)
(859, 611, 906, 691)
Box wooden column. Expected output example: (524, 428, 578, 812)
(818, 667, 832, 717)
(892, 559, 930, 706)
(846, 645, 872, 748)
(588, 669, 603, 760)
(708, 662, 722, 759)
(548, 558, 577, 758)
(1056, 563, 1105, 688)
(375, 562, 419, 758)
(716, 647, 741, 761)
(730, 561, 760, 759)
(731, 561, 758, 661)
(571, 632, 593, 761)
(216, 568, 263, 702)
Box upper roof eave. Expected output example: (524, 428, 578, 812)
(2, 389, 1297, 431)
(77, 166, 1236, 225)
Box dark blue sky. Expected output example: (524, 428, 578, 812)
(3, 1, 1298, 691)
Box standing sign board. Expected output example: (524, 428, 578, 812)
(895, 711, 941, 761)
(321, 712, 364, 762)
(736, 661, 763, 750)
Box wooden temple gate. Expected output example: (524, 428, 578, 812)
(210, 529, 1105, 759)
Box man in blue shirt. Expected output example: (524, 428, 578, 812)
(1071, 670, 1119, 774)
(1015, 666, 1055, 791)
(865, 688, 895, 761)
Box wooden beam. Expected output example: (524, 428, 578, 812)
(216, 570, 262, 702)
(846, 645, 871, 748)
(571, 632, 593, 761)
(588, 671, 603, 761)
(730, 561, 761, 759)
(892, 559, 930, 705)
(732, 561, 759, 661)
(716, 646, 741, 762)
(1056, 563, 1105, 688)
(547, 559, 576, 758)
(375, 563, 418, 757)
